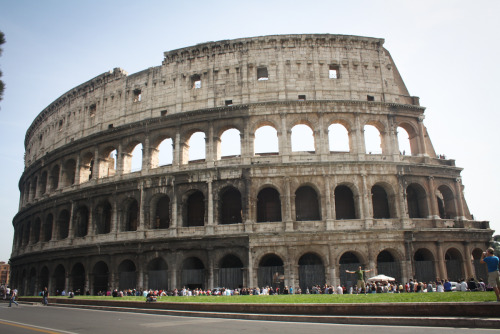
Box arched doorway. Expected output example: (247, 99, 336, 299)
(257, 254, 284, 291)
(472, 248, 488, 281)
(445, 248, 464, 281)
(295, 186, 321, 221)
(53, 265, 66, 294)
(376, 250, 401, 283)
(257, 188, 282, 222)
(93, 261, 109, 295)
(414, 249, 436, 282)
(71, 263, 86, 295)
(118, 260, 137, 290)
(181, 257, 205, 290)
(339, 252, 362, 288)
(148, 258, 168, 290)
(219, 254, 244, 289)
(298, 253, 325, 292)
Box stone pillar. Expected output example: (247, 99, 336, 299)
(354, 114, 365, 157)
(142, 135, 151, 173)
(111, 198, 119, 234)
(361, 173, 372, 228)
(68, 201, 75, 240)
(279, 114, 290, 161)
(324, 176, 335, 230)
(116, 143, 124, 175)
(417, 116, 428, 157)
(436, 242, 446, 280)
(207, 177, 214, 232)
(93, 146, 100, 179)
(206, 122, 215, 166)
(427, 176, 439, 218)
(284, 177, 293, 231)
(138, 182, 145, 231)
(171, 177, 178, 232)
(454, 178, 466, 220)
(463, 242, 474, 279)
(74, 154, 81, 185)
(173, 131, 181, 166)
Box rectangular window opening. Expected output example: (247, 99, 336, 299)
(257, 67, 269, 81)
(329, 65, 339, 79)
(225, 100, 233, 106)
(298, 95, 306, 101)
(191, 74, 202, 89)
(161, 110, 168, 116)
(133, 89, 142, 102)
(367, 95, 375, 101)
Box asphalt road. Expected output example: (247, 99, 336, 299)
(0, 302, 497, 334)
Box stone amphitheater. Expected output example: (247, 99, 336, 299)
(10, 34, 492, 295)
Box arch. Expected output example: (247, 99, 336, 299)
(335, 185, 356, 219)
(93, 261, 109, 294)
(50, 165, 60, 190)
(40, 266, 49, 293)
(397, 122, 419, 155)
(23, 221, 31, 246)
(118, 259, 137, 290)
(339, 251, 363, 288)
(185, 190, 205, 227)
(157, 137, 173, 166)
(472, 248, 488, 280)
(445, 247, 464, 281)
(219, 187, 242, 224)
(94, 201, 112, 234)
(291, 124, 315, 152)
(42, 213, 53, 242)
(298, 253, 325, 292)
(364, 124, 382, 154)
(376, 250, 402, 282)
(258, 254, 284, 290)
(254, 125, 279, 155)
(371, 185, 391, 219)
(154, 195, 170, 229)
(413, 248, 436, 283)
(53, 264, 65, 294)
(406, 183, 429, 218)
(32, 217, 41, 244)
(57, 209, 70, 240)
(437, 185, 457, 219)
(130, 143, 143, 172)
(71, 263, 86, 295)
(219, 128, 241, 159)
(147, 258, 168, 290)
(181, 257, 205, 290)
(62, 159, 76, 186)
(257, 187, 282, 222)
(397, 126, 412, 155)
(295, 186, 321, 221)
(74, 205, 89, 238)
(80, 152, 94, 182)
(40, 171, 48, 194)
(28, 267, 37, 295)
(188, 131, 206, 162)
(219, 254, 244, 289)
(328, 123, 350, 152)
(124, 198, 139, 231)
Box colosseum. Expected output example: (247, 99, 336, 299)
(10, 34, 492, 295)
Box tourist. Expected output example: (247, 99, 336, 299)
(42, 287, 49, 306)
(9, 288, 18, 307)
(345, 266, 372, 295)
(480, 247, 500, 302)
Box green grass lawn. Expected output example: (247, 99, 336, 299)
(42, 292, 498, 304)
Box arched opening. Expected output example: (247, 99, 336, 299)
(445, 248, 464, 281)
(377, 250, 401, 283)
(158, 138, 173, 166)
(154, 195, 170, 229)
(291, 124, 315, 152)
(407, 184, 428, 218)
(254, 125, 279, 155)
(472, 248, 488, 281)
(148, 258, 168, 291)
(437, 185, 457, 219)
(188, 131, 206, 162)
(335, 185, 356, 219)
(372, 185, 391, 219)
(219, 254, 244, 289)
(364, 124, 382, 154)
(28, 268, 36, 295)
(185, 191, 205, 227)
(257, 187, 282, 222)
(23, 221, 31, 246)
(125, 199, 139, 231)
(50, 165, 60, 190)
(63, 159, 76, 186)
(74, 206, 89, 238)
(258, 254, 284, 291)
(42, 214, 53, 242)
(118, 260, 137, 290)
(32, 218, 41, 244)
(53, 264, 65, 294)
(40, 171, 48, 195)
(93, 261, 109, 295)
(328, 123, 350, 152)
(220, 187, 242, 224)
(298, 253, 325, 292)
(181, 257, 205, 290)
(295, 186, 321, 221)
(130, 143, 143, 172)
(95, 201, 112, 234)
(71, 263, 86, 295)
(40, 266, 49, 293)
(57, 210, 70, 240)
(220, 128, 241, 159)
(339, 252, 362, 288)
(414, 249, 436, 283)
(397, 126, 412, 155)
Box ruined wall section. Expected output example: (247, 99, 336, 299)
(24, 34, 417, 168)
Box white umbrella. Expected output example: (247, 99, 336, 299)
(367, 274, 395, 282)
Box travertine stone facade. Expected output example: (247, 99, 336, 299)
(11, 34, 491, 295)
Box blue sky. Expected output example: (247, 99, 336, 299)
(1, 0, 499, 261)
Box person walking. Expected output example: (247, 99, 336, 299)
(346, 266, 372, 294)
(42, 287, 49, 306)
(480, 247, 500, 302)
(9, 288, 19, 307)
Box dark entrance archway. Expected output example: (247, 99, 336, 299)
(219, 254, 244, 289)
(148, 258, 168, 290)
(181, 257, 205, 290)
(339, 252, 362, 288)
(118, 260, 137, 290)
(376, 250, 401, 283)
(93, 261, 109, 295)
(257, 254, 284, 291)
(53, 264, 65, 294)
(257, 187, 282, 222)
(414, 249, 436, 282)
(298, 253, 325, 292)
(445, 248, 464, 281)
(71, 263, 86, 295)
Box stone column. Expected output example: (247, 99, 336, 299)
(142, 135, 151, 173)
(454, 178, 466, 220)
(93, 146, 100, 179)
(284, 177, 293, 231)
(361, 173, 372, 228)
(173, 131, 181, 166)
(116, 143, 124, 175)
(417, 116, 428, 157)
(138, 181, 145, 231)
(427, 176, 439, 218)
(279, 114, 290, 162)
(206, 177, 214, 234)
(68, 201, 75, 240)
(436, 242, 446, 280)
(463, 242, 474, 279)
